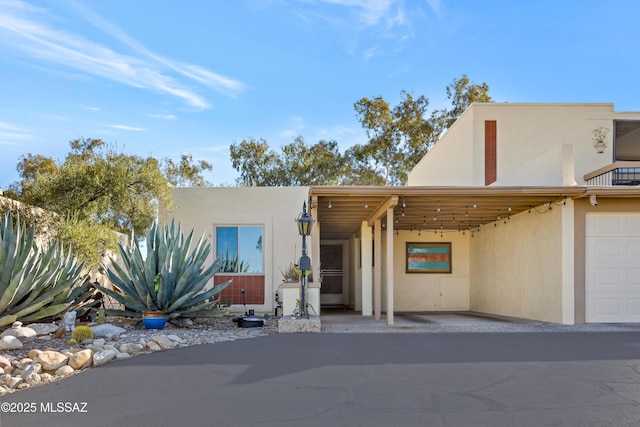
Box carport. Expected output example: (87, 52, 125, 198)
(308, 186, 584, 325)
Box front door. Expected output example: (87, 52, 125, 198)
(320, 242, 347, 306)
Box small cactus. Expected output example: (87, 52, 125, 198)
(97, 307, 106, 324)
(71, 325, 94, 342)
(68, 338, 78, 345)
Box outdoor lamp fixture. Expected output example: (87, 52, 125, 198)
(296, 202, 314, 318)
(296, 202, 313, 236)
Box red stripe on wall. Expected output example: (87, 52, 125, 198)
(485, 120, 497, 185)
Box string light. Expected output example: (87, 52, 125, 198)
(437, 201, 441, 212)
(364, 200, 368, 209)
(402, 196, 406, 208)
(328, 197, 332, 209)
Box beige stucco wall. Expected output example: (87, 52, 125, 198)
(469, 202, 571, 323)
(409, 103, 638, 187)
(159, 186, 309, 313)
(378, 229, 470, 312)
(408, 107, 476, 186)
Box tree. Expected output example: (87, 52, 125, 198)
(229, 138, 281, 186)
(352, 90, 435, 185)
(432, 74, 493, 133)
(230, 136, 344, 186)
(20, 139, 172, 236)
(226, 74, 492, 187)
(163, 153, 213, 187)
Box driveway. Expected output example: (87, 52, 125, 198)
(2, 331, 640, 426)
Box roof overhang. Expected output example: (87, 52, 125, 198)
(308, 185, 597, 240)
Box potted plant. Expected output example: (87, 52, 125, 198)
(280, 262, 300, 283)
(592, 126, 610, 154)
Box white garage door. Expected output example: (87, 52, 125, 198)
(585, 213, 640, 323)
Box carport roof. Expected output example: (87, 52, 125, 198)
(309, 185, 587, 241)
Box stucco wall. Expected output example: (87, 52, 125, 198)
(469, 203, 567, 323)
(159, 187, 309, 313)
(409, 103, 633, 187)
(386, 230, 470, 312)
(408, 107, 476, 186)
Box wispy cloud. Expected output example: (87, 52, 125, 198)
(424, 0, 444, 19)
(304, 0, 418, 58)
(0, 120, 31, 145)
(106, 124, 145, 131)
(321, 0, 393, 26)
(0, 0, 245, 109)
(278, 116, 306, 139)
(147, 114, 177, 121)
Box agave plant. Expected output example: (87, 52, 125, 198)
(0, 213, 92, 327)
(98, 220, 230, 321)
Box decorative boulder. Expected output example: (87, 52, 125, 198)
(54, 365, 74, 377)
(33, 351, 68, 371)
(68, 349, 93, 370)
(0, 336, 23, 350)
(27, 323, 61, 336)
(92, 349, 116, 367)
(1, 322, 37, 343)
(91, 324, 126, 338)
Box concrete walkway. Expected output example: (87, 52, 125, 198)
(2, 328, 640, 426)
(320, 310, 640, 333)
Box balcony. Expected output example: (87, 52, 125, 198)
(584, 162, 640, 186)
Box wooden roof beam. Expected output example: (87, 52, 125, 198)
(368, 196, 398, 227)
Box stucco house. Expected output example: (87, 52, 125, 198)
(161, 103, 640, 325)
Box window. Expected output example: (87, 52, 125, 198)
(614, 120, 640, 161)
(215, 226, 263, 273)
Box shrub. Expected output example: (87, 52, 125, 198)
(0, 213, 92, 327)
(98, 220, 231, 322)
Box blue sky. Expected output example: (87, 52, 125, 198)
(1, 0, 639, 188)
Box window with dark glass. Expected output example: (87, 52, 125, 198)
(215, 226, 263, 273)
(614, 120, 640, 161)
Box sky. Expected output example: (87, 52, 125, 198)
(1, 0, 640, 188)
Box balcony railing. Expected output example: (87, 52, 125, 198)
(584, 162, 640, 186)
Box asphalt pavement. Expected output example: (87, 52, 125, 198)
(1, 331, 640, 427)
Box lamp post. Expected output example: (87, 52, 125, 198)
(296, 201, 313, 318)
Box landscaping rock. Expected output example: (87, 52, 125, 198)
(93, 349, 116, 367)
(34, 351, 68, 371)
(0, 336, 24, 350)
(27, 350, 42, 360)
(1, 322, 37, 343)
(21, 363, 42, 385)
(119, 343, 144, 355)
(28, 323, 61, 336)
(91, 324, 126, 338)
(7, 376, 23, 388)
(55, 365, 74, 377)
(146, 341, 161, 351)
(152, 335, 176, 350)
(166, 334, 185, 344)
(0, 355, 10, 369)
(68, 349, 93, 370)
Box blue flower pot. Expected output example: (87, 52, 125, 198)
(142, 312, 167, 330)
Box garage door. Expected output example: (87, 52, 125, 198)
(585, 213, 640, 323)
